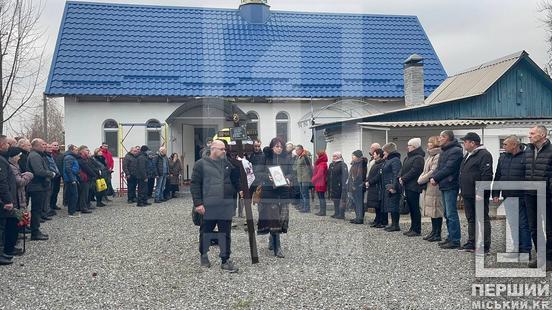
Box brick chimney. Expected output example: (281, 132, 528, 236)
(239, 0, 271, 24)
(404, 54, 425, 107)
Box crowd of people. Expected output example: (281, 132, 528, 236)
(0, 136, 184, 266)
(191, 126, 552, 272)
(3, 125, 552, 273)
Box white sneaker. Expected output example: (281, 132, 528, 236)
(68, 213, 81, 218)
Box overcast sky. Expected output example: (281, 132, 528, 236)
(40, 0, 550, 76)
(7, 0, 548, 134)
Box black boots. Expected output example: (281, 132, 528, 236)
(384, 212, 400, 232)
(427, 218, 442, 242)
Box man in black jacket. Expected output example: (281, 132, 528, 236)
(0, 135, 16, 265)
(459, 132, 493, 253)
(399, 138, 425, 236)
(123, 147, 138, 203)
(492, 135, 531, 257)
(524, 125, 552, 270)
(430, 130, 464, 249)
(135, 146, 151, 207)
(191, 140, 239, 273)
(27, 139, 56, 240)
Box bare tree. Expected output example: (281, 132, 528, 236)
(541, 1, 552, 74)
(17, 97, 63, 143)
(0, 0, 45, 135)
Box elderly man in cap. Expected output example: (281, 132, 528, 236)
(459, 132, 493, 253)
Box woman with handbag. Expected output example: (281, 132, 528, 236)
(418, 136, 444, 242)
(381, 143, 402, 232)
(257, 137, 292, 258)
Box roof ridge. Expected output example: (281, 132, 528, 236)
(66, 1, 418, 18)
(452, 50, 526, 77)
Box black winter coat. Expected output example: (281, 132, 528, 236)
(248, 150, 265, 187)
(190, 157, 239, 220)
(400, 147, 425, 193)
(366, 159, 385, 209)
(27, 150, 54, 192)
(459, 146, 493, 198)
(259, 147, 292, 200)
(18, 150, 29, 173)
(347, 157, 368, 193)
(525, 139, 552, 195)
(0, 153, 15, 206)
(382, 152, 402, 212)
(327, 160, 348, 200)
(122, 152, 138, 177)
(432, 139, 463, 191)
(492, 147, 525, 198)
(77, 156, 99, 183)
(135, 152, 149, 180)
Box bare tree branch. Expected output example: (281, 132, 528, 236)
(0, 0, 45, 135)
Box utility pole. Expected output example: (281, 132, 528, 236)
(43, 93, 48, 141)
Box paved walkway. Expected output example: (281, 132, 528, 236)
(0, 196, 548, 309)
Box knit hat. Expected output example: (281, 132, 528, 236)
(7, 147, 23, 158)
(408, 138, 422, 149)
(140, 145, 149, 152)
(352, 150, 363, 158)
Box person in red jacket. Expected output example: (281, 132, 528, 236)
(100, 142, 115, 198)
(312, 150, 328, 216)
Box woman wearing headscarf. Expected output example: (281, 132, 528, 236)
(257, 137, 292, 258)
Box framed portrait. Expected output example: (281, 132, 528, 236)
(268, 165, 288, 187)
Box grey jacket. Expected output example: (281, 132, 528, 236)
(190, 157, 239, 220)
(27, 150, 55, 192)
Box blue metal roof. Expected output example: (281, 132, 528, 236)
(45, 1, 447, 98)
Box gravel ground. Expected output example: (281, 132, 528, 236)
(0, 195, 550, 310)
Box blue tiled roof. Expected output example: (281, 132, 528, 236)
(45, 1, 448, 98)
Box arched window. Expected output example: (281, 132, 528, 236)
(103, 119, 119, 156)
(276, 112, 289, 142)
(146, 119, 162, 151)
(246, 111, 259, 139)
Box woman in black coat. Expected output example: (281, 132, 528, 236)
(381, 143, 402, 232)
(327, 152, 348, 219)
(366, 148, 386, 227)
(91, 148, 110, 207)
(257, 137, 292, 258)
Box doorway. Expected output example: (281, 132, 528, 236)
(194, 127, 217, 161)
